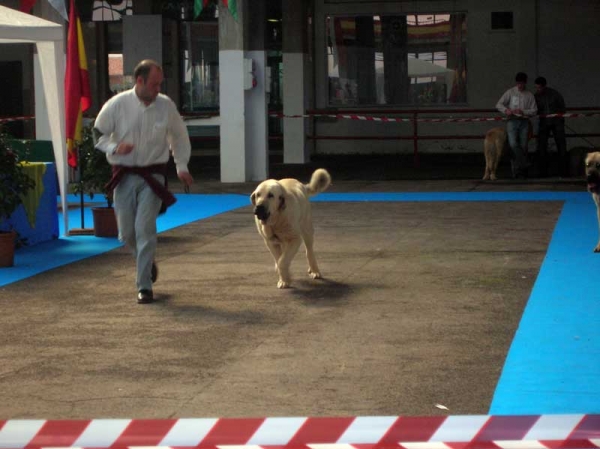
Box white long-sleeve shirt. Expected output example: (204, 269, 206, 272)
(94, 89, 191, 173)
(495, 86, 538, 117)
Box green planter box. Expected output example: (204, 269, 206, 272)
(9, 139, 54, 162)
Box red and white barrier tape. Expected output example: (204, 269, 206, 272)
(272, 113, 413, 122)
(270, 112, 600, 123)
(0, 116, 35, 124)
(13, 442, 600, 449)
(1, 112, 598, 125)
(0, 415, 599, 448)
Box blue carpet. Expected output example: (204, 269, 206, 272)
(313, 191, 582, 202)
(0, 193, 249, 287)
(1, 190, 598, 415)
(489, 193, 600, 414)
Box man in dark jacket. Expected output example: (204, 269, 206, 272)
(534, 76, 567, 177)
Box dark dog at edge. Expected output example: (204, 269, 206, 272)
(585, 152, 600, 252)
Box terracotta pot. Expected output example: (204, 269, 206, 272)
(0, 230, 16, 267)
(91, 207, 118, 238)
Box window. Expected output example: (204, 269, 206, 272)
(326, 13, 467, 106)
(180, 22, 220, 112)
(92, 0, 133, 21)
(105, 22, 133, 95)
(491, 12, 513, 30)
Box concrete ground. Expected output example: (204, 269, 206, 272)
(0, 153, 588, 419)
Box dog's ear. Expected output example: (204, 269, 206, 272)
(250, 192, 256, 205)
(278, 195, 286, 211)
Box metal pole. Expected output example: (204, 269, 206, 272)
(413, 112, 420, 168)
(78, 146, 85, 228)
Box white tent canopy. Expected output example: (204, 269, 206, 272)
(407, 56, 454, 78)
(407, 57, 455, 100)
(376, 57, 455, 102)
(0, 5, 69, 234)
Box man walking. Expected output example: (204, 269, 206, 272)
(94, 59, 194, 304)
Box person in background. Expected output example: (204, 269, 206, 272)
(496, 72, 538, 179)
(534, 76, 568, 177)
(94, 59, 194, 304)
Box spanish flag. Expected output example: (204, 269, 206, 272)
(65, 0, 91, 168)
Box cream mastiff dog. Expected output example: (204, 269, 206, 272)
(483, 124, 533, 180)
(251, 169, 332, 288)
(482, 127, 508, 181)
(585, 152, 600, 251)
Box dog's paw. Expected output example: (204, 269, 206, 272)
(490, 174, 497, 181)
(308, 269, 321, 279)
(482, 174, 490, 180)
(277, 279, 290, 289)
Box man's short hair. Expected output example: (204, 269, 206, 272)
(133, 59, 162, 82)
(515, 72, 528, 83)
(534, 76, 547, 87)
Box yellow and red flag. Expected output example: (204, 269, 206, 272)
(65, 0, 91, 168)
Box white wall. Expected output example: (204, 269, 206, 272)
(534, 0, 600, 144)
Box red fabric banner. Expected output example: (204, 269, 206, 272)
(65, 0, 91, 168)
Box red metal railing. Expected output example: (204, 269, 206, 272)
(305, 107, 600, 167)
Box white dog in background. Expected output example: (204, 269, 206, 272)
(250, 169, 332, 288)
(482, 127, 508, 181)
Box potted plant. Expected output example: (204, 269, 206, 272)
(72, 124, 118, 237)
(0, 129, 36, 267)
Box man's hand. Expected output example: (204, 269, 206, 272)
(115, 142, 134, 155)
(178, 171, 194, 188)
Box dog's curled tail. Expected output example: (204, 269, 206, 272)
(307, 168, 332, 197)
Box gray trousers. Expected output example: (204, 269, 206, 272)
(113, 173, 163, 292)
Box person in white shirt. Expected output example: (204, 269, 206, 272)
(94, 59, 194, 304)
(496, 72, 538, 178)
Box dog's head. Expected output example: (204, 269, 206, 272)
(250, 179, 286, 223)
(585, 152, 600, 194)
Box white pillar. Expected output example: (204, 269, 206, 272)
(282, 0, 310, 164)
(219, 0, 269, 182)
(283, 52, 309, 163)
(219, 50, 246, 182)
(245, 50, 268, 181)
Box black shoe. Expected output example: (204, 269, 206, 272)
(151, 261, 158, 283)
(137, 289, 154, 304)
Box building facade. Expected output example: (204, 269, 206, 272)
(1, 0, 599, 181)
